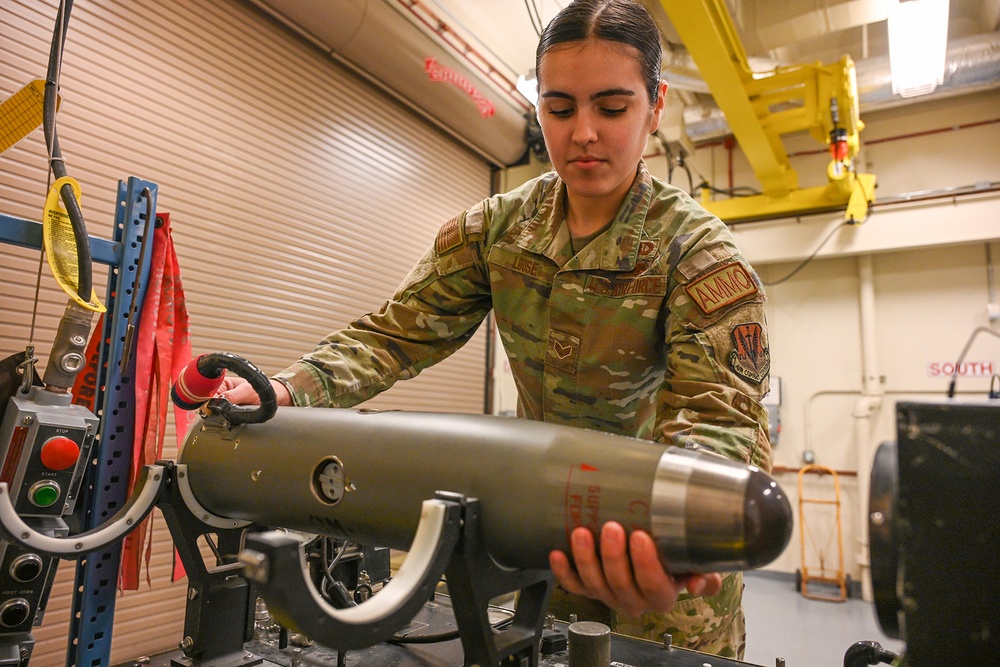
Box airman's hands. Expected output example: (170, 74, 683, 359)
(549, 522, 722, 617)
(216, 376, 292, 407)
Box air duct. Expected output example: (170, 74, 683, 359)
(855, 32, 1000, 109)
(676, 32, 1000, 143)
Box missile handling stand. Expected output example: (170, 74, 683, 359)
(242, 489, 554, 667)
(0, 353, 557, 667)
(0, 461, 555, 667)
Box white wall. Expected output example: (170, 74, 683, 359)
(703, 88, 1000, 584)
(759, 243, 999, 579)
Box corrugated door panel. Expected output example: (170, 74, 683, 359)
(1, 0, 492, 663)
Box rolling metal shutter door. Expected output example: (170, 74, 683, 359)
(1, 0, 492, 663)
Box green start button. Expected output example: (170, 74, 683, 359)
(29, 481, 60, 508)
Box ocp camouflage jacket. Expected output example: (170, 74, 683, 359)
(274, 162, 772, 472)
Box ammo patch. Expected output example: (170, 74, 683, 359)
(685, 263, 758, 315)
(435, 215, 463, 255)
(729, 322, 769, 384)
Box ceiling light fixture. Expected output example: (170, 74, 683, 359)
(887, 0, 950, 98)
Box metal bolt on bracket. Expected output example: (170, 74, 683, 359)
(239, 551, 269, 583)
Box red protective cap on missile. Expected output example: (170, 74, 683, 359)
(171, 355, 226, 410)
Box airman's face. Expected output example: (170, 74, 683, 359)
(537, 39, 665, 212)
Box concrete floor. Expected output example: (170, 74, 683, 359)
(742, 571, 905, 667)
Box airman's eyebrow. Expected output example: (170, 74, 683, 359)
(591, 88, 636, 101)
(540, 88, 637, 101)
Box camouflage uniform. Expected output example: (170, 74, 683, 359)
(274, 162, 772, 658)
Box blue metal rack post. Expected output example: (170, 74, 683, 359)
(0, 177, 157, 667)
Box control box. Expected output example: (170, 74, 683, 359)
(0, 388, 97, 519)
(0, 387, 97, 653)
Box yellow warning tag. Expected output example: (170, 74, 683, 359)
(0, 80, 60, 155)
(43, 176, 106, 312)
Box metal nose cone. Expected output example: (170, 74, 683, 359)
(742, 467, 793, 567)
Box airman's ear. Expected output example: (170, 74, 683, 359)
(649, 79, 668, 134)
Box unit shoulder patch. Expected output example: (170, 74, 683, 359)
(684, 262, 759, 315)
(729, 322, 770, 384)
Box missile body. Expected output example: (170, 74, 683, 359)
(179, 408, 791, 572)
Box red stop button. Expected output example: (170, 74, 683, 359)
(40, 437, 80, 471)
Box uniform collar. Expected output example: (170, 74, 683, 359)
(515, 177, 573, 266)
(516, 162, 653, 272)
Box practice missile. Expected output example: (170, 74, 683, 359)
(179, 407, 792, 573)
